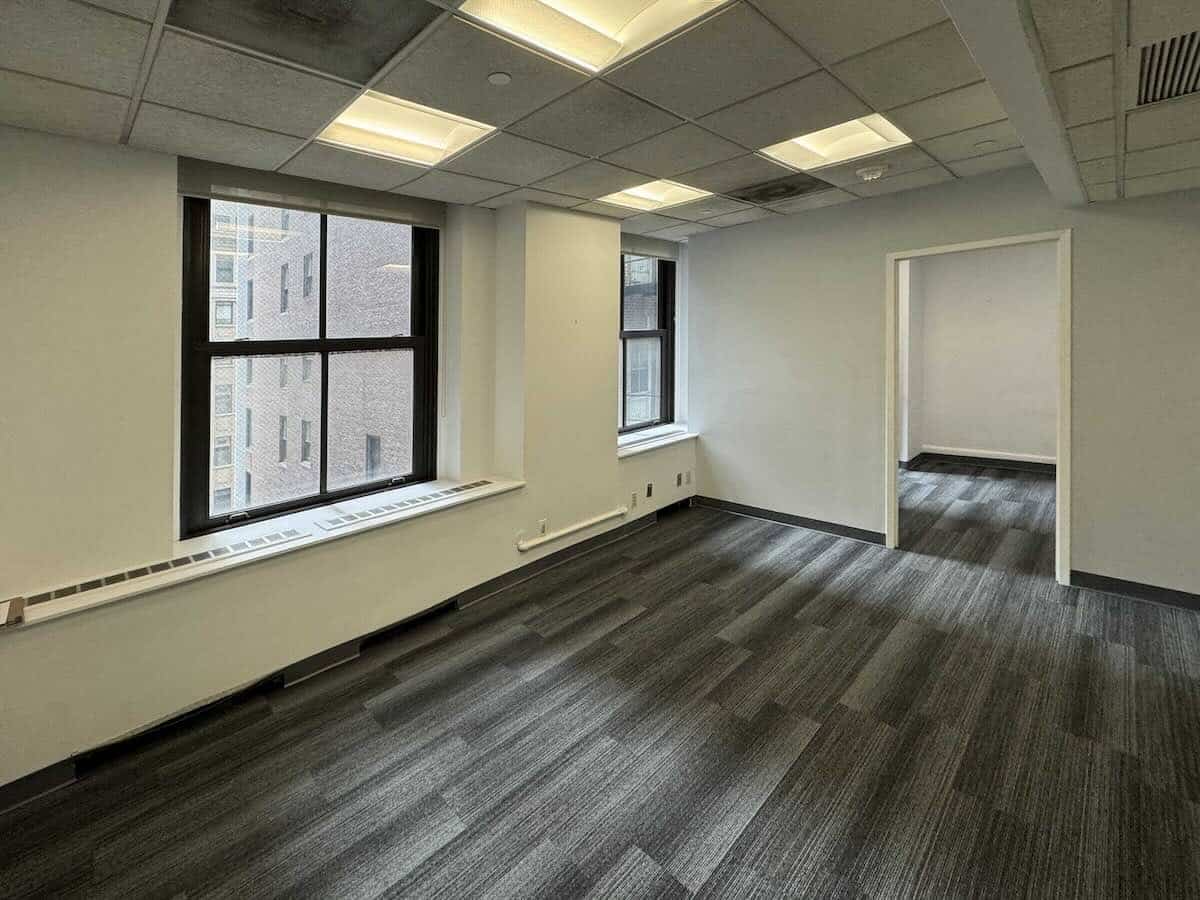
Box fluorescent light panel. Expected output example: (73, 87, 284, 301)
(318, 91, 494, 167)
(460, 0, 729, 71)
(598, 179, 710, 211)
(761, 114, 912, 171)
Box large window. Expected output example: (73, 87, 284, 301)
(619, 254, 675, 433)
(180, 198, 438, 536)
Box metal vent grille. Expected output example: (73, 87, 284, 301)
(1137, 31, 1200, 105)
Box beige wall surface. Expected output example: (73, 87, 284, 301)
(0, 126, 696, 786)
(688, 165, 1200, 594)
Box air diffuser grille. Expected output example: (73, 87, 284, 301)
(1137, 31, 1200, 105)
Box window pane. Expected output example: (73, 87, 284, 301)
(327, 215, 412, 338)
(210, 200, 319, 341)
(623, 337, 662, 427)
(210, 354, 321, 516)
(622, 255, 658, 331)
(327, 350, 413, 490)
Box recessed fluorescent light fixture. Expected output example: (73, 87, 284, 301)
(598, 179, 711, 212)
(459, 0, 730, 71)
(760, 114, 912, 172)
(317, 91, 494, 167)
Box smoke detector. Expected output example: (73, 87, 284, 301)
(856, 164, 889, 182)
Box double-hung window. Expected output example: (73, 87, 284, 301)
(619, 254, 675, 433)
(180, 198, 438, 536)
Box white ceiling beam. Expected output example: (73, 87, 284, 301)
(941, 0, 1089, 207)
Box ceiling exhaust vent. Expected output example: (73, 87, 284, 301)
(1137, 30, 1200, 105)
(726, 172, 835, 205)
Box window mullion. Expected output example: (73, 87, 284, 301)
(318, 214, 329, 496)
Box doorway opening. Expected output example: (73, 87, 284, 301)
(884, 230, 1072, 584)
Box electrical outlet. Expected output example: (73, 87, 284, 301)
(538, 518, 547, 535)
(685, 470, 692, 485)
(631, 491, 638, 508)
(646, 482, 653, 498)
(676, 472, 683, 487)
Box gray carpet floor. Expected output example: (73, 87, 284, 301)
(2, 460, 1199, 898)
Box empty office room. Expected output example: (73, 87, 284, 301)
(3, 0, 1200, 895)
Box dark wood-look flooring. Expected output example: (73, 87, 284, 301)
(4, 461, 1200, 898)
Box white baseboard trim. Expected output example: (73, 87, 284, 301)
(922, 445, 1056, 465)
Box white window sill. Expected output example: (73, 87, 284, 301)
(2, 477, 525, 632)
(617, 425, 697, 458)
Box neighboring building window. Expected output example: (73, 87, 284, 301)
(365, 434, 382, 481)
(213, 435, 232, 467)
(303, 252, 314, 298)
(246, 213, 255, 255)
(215, 256, 234, 284)
(280, 209, 290, 232)
(214, 300, 235, 325)
(212, 488, 232, 513)
(181, 198, 438, 535)
(619, 254, 675, 432)
(214, 383, 233, 415)
(246, 279, 254, 319)
(244, 471, 252, 505)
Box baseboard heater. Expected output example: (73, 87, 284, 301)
(516, 506, 628, 552)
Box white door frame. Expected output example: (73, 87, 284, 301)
(884, 229, 1073, 584)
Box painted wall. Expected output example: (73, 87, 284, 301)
(688, 164, 1200, 593)
(907, 241, 1058, 463)
(0, 125, 696, 786)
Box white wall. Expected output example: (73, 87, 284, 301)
(689, 164, 1200, 593)
(907, 241, 1058, 463)
(0, 125, 697, 786)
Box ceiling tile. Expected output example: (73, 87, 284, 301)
(130, 103, 304, 169)
(1029, 0, 1112, 71)
(768, 188, 858, 213)
(1129, 0, 1200, 46)
(1125, 139, 1200, 178)
(946, 147, 1031, 177)
(1125, 166, 1200, 198)
(509, 81, 682, 157)
(166, 0, 440, 84)
(575, 200, 643, 219)
(144, 32, 358, 138)
(374, 17, 586, 128)
(622, 213, 687, 234)
(481, 188, 585, 209)
(1087, 181, 1117, 202)
(605, 4, 817, 118)
(703, 206, 778, 227)
(751, 0, 947, 65)
(649, 222, 718, 241)
(0, 0, 150, 95)
(849, 167, 954, 197)
(1078, 156, 1115, 184)
(279, 143, 425, 190)
(602, 124, 744, 178)
(1067, 118, 1115, 161)
(812, 145, 940, 187)
(678, 154, 797, 194)
(89, 0, 160, 20)
(442, 132, 584, 185)
(1050, 57, 1114, 128)
(922, 120, 1022, 162)
(886, 81, 1006, 140)
(697, 71, 870, 149)
(0, 70, 129, 143)
(1126, 94, 1200, 151)
(397, 170, 513, 205)
(832, 22, 982, 110)
(533, 160, 647, 198)
(665, 196, 754, 222)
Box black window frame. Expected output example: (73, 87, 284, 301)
(619, 254, 675, 434)
(180, 197, 439, 537)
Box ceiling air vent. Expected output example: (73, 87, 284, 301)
(727, 172, 835, 205)
(1137, 30, 1200, 105)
